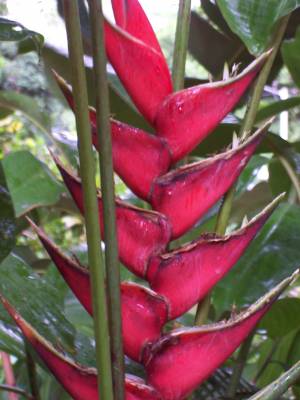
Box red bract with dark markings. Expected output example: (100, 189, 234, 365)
(54, 155, 171, 278)
(154, 54, 268, 162)
(143, 273, 297, 400)
(54, 71, 171, 200)
(27, 218, 167, 362)
(150, 124, 267, 238)
(0, 272, 298, 400)
(0, 1, 295, 400)
(0, 296, 162, 400)
(146, 195, 282, 319)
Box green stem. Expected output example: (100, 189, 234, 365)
(221, 16, 290, 398)
(194, 14, 290, 327)
(0, 385, 33, 400)
(266, 137, 300, 203)
(214, 187, 236, 236)
(253, 338, 280, 384)
(88, 0, 125, 398)
(277, 155, 300, 203)
(249, 360, 300, 400)
(62, 2, 113, 400)
(172, 0, 192, 91)
(226, 331, 255, 398)
(194, 293, 211, 326)
(240, 15, 290, 137)
(24, 341, 40, 400)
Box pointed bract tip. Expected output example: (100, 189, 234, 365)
(241, 192, 285, 230)
(52, 69, 67, 86)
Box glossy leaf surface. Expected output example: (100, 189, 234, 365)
(259, 298, 300, 339)
(54, 157, 171, 277)
(0, 254, 95, 367)
(0, 17, 44, 53)
(0, 90, 50, 134)
(217, 0, 300, 54)
(151, 125, 266, 239)
(147, 198, 280, 319)
(154, 56, 266, 162)
(144, 272, 298, 400)
(282, 27, 300, 88)
(2, 151, 64, 217)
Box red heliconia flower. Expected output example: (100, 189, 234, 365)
(27, 218, 168, 362)
(53, 70, 171, 201)
(104, 20, 172, 124)
(53, 51, 267, 199)
(150, 123, 268, 238)
(147, 194, 282, 319)
(0, 295, 162, 400)
(1, 1, 294, 399)
(143, 272, 299, 400)
(28, 195, 280, 340)
(153, 54, 268, 162)
(0, 272, 298, 400)
(103, 0, 268, 136)
(52, 154, 171, 278)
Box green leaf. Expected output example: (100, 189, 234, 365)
(192, 123, 300, 163)
(216, 0, 300, 54)
(64, 292, 94, 338)
(201, 0, 236, 37)
(236, 155, 269, 196)
(282, 27, 300, 88)
(0, 90, 50, 134)
(0, 318, 24, 358)
(268, 157, 292, 197)
(0, 17, 44, 54)
(254, 331, 300, 395)
(213, 203, 300, 314)
(259, 298, 300, 339)
(0, 162, 16, 263)
(188, 11, 240, 76)
(256, 97, 300, 123)
(2, 151, 64, 217)
(0, 254, 96, 367)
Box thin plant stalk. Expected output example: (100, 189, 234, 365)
(226, 331, 255, 398)
(248, 360, 300, 400)
(88, 0, 125, 398)
(240, 16, 290, 136)
(277, 155, 300, 202)
(0, 385, 33, 400)
(62, 2, 113, 399)
(253, 338, 280, 384)
(194, 14, 290, 328)
(172, 0, 192, 91)
(24, 341, 40, 400)
(265, 136, 300, 203)
(214, 15, 290, 397)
